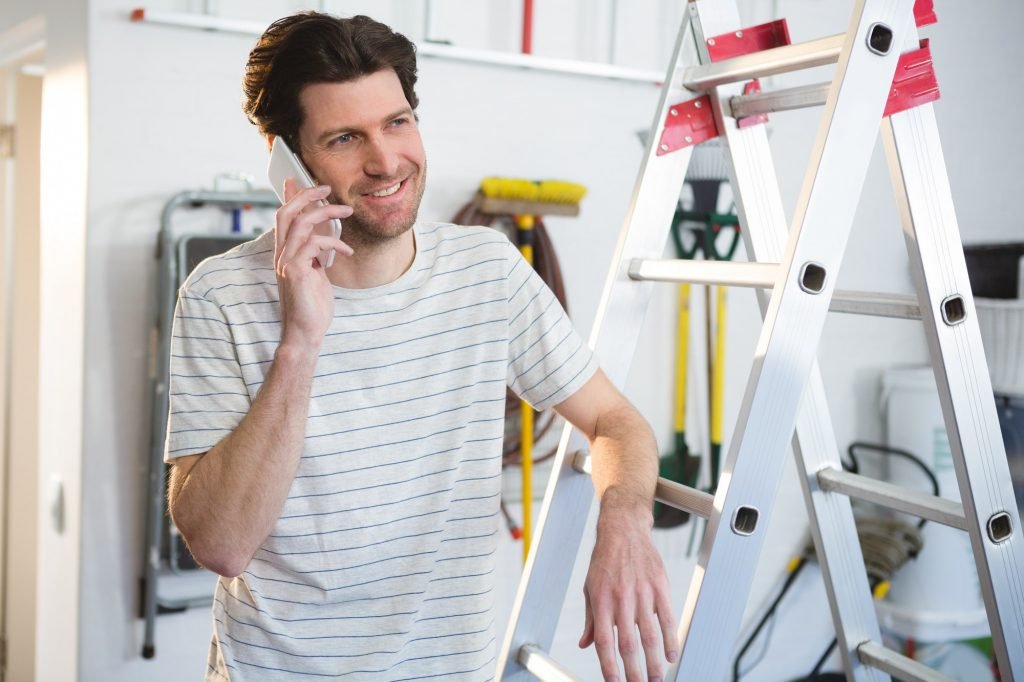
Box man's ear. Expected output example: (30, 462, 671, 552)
(266, 134, 275, 153)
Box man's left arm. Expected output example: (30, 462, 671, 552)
(553, 368, 678, 682)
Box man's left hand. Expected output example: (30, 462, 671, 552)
(579, 496, 678, 682)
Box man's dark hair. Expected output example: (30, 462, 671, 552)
(243, 12, 418, 149)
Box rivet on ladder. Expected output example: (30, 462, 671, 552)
(799, 262, 827, 294)
(660, 144, 669, 152)
(670, 108, 678, 116)
(731, 506, 759, 536)
(988, 512, 1013, 544)
(940, 295, 966, 326)
(707, 38, 716, 46)
(866, 23, 893, 55)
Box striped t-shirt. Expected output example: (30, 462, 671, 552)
(164, 222, 597, 681)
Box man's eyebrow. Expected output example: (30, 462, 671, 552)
(316, 107, 415, 145)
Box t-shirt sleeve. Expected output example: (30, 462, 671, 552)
(505, 242, 598, 411)
(163, 287, 251, 462)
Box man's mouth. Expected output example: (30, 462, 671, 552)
(366, 180, 403, 198)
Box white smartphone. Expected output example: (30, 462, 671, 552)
(267, 136, 343, 269)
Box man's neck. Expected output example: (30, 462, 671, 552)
(326, 227, 416, 290)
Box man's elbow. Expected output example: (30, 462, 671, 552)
(170, 511, 250, 578)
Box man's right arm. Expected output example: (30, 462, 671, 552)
(167, 180, 353, 578)
(168, 342, 318, 578)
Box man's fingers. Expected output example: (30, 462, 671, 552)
(579, 591, 595, 649)
(656, 588, 678, 664)
(277, 203, 352, 271)
(592, 608, 621, 682)
(274, 184, 333, 267)
(280, 235, 353, 277)
(616, 617, 644, 682)
(637, 601, 665, 681)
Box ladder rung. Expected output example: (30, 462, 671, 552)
(656, 477, 715, 519)
(573, 451, 714, 519)
(816, 468, 967, 531)
(857, 641, 957, 682)
(628, 258, 779, 288)
(517, 644, 581, 682)
(830, 290, 922, 319)
(683, 33, 843, 91)
(628, 260, 922, 320)
(730, 81, 829, 118)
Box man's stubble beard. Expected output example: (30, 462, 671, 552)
(340, 161, 427, 253)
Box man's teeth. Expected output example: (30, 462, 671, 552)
(371, 183, 400, 197)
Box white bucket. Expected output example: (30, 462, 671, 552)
(874, 366, 990, 642)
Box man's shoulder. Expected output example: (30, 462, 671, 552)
(179, 230, 276, 303)
(419, 221, 516, 265)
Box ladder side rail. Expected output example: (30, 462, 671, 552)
(882, 102, 1024, 680)
(495, 10, 700, 679)
(686, 5, 890, 679)
(671, 2, 914, 680)
(717, 127, 889, 680)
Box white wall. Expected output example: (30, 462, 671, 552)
(18, 0, 1024, 680)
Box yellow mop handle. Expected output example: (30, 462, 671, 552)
(516, 214, 535, 564)
(711, 286, 727, 447)
(674, 284, 691, 434)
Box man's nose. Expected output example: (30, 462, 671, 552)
(363, 136, 399, 177)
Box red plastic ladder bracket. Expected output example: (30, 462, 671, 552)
(706, 19, 791, 62)
(736, 80, 770, 129)
(884, 39, 940, 118)
(657, 95, 720, 155)
(914, 0, 937, 27)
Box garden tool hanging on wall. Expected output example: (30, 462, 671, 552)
(654, 180, 740, 528)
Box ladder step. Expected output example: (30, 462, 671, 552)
(857, 641, 957, 682)
(629, 259, 922, 319)
(628, 258, 779, 288)
(816, 468, 967, 531)
(517, 644, 580, 682)
(572, 451, 714, 519)
(830, 290, 921, 319)
(730, 81, 829, 118)
(656, 477, 715, 519)
(683, 33, 843, 91)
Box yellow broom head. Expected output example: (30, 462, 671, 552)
(479, 177, 587, 205)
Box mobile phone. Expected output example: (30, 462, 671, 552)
(267, 136, 343, 269)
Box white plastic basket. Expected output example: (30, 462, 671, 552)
(976, 297, 1024, 398)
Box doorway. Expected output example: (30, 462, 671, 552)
(0, 35, 44, 682)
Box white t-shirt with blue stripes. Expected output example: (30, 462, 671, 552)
(165, 222, 597, 681)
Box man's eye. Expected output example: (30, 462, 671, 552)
(332, 133, 353, 145)
(390, 117, 408, 127)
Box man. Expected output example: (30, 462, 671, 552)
(166, 12, 676, 682)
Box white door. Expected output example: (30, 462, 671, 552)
(0, 47, 44, 682)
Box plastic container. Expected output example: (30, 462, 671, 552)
(875, 367, 990, 642)
(964, 243, 1024, 397)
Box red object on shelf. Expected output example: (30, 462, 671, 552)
(883, 40, 940, 118)
(706, 19, 791, 62)
(657, 95, 719, 155)
(130, 8, 145, 21)
(737, 79, 769, 129)
(913, 0, 937, 27)
(521, 0, 534, 54)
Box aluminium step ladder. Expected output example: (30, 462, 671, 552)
(496, 1, 1024, 681)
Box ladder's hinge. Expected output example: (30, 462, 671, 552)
(914, 0, 938, 27)
(657, 95, 718, 155)
(0, 125, 13, 159)
(883, 39, 939, 118)
(705, 19, 792, 62)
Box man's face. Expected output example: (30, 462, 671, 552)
(296, 69, 426, 248)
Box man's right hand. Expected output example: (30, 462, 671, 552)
(275, 178, 353, 351)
